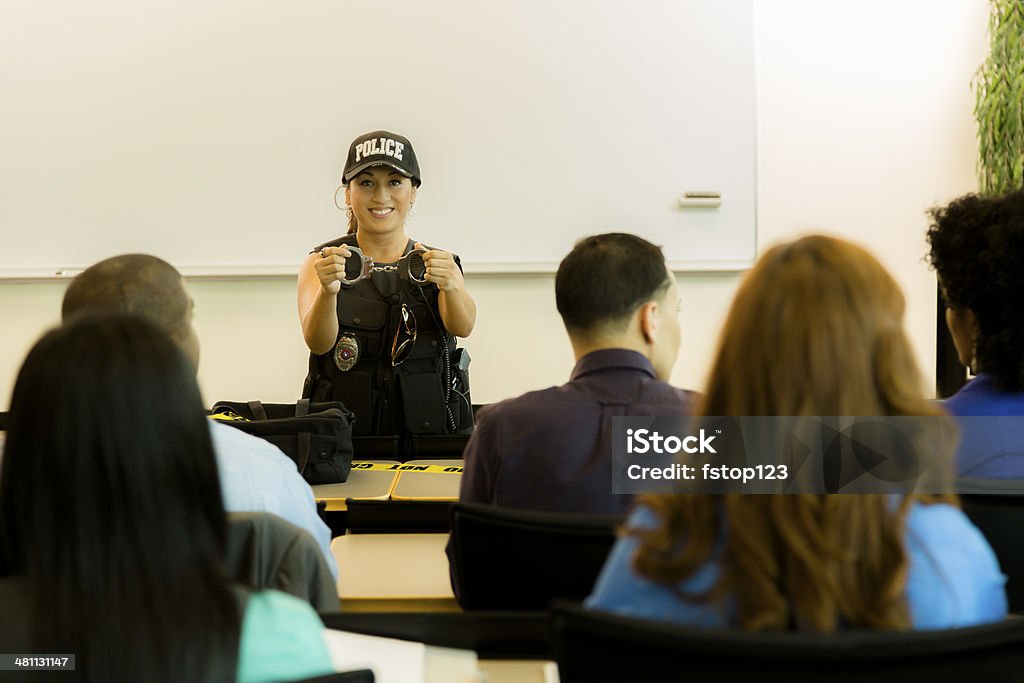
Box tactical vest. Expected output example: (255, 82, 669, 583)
(302, 235, 473, 439)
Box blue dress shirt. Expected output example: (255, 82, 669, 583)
(209, 420, 337, 580)
(944, 373, 1024, 478)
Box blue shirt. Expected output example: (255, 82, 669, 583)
(587, 503, 1007, 630)
(944, 373, 1024, 478)
(209, 421, 337, 580)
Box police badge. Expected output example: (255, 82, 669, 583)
(334, 334, 360, 372)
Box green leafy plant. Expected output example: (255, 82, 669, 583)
(974, 0, 1024, 195)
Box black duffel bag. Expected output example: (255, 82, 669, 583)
(210, 399, 355, 484)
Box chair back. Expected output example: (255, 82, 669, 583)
(321, 610, 551, 659)
(448, 502, 622, 610)
(551, 602, 1024, 683)
(960, 483, 1024, 614)
(225, 512, 339, 613)
(345, 499, 452, 533)
(288, 672, 374, 683)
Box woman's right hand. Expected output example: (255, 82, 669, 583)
(315, 246, 352, 294)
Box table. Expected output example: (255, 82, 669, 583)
(313, 460, 401, 511)
(313, 458, 464, 510)
(332, 533, 458, 611)
(390, 459, 462, 501)
(480, 660, 557, 683)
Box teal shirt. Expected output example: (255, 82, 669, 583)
(236, 590, 334, 683)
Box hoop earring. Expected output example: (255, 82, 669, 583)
(333, 186, 346, 212)
(409, 203, 417, 218)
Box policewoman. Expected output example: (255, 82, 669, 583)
(298, 131, 476, 444)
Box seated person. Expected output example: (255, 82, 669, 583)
(587, 235, 1007, 630)
(61, 254, 336, 579)
(0, 314, 335, 681)
(459, 233, 696, 515)
(927, 189, 1024, 478)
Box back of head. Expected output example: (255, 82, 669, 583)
(704, 234, 929, 416)
(0, 313, 237, 682)
(62, 253, 192, 348)
(632, 235, 945, 633)
(927, 189, 1024, 391)
(556, 233, 670, 338)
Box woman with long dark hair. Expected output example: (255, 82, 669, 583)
(0, 313, 333, 682)
(587, 235, 1007, 630)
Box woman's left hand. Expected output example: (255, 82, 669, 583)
(416, 243, 465, 292)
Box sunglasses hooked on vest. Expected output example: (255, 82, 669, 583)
(302, 235, 474, 444)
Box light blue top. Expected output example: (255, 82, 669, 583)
(210, 420, 338, 580)
(237, 590, 334, 683)
(943, 373, 1024, 478)
(587, 503, 1008, 630)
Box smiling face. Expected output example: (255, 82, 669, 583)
(344, 166, 417, 238)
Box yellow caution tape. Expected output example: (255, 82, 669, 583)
(352, 461, 463, 474)
(210, 411, 249, 422)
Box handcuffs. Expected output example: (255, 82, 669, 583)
(321, 246, 429, 287)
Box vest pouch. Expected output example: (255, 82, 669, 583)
(448, 348, 474, 434)
(406, 330, 444, 362)
(338, 295, 389, 359)
(331, 368, 375, 436)
(398, 372, 448, 435)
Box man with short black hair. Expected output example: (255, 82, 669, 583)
(458, 233, 695, 514)
(62, 254, 337, 579)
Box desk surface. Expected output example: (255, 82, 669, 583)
(391, 459, 463, 501)
(313, 460, 400, 511)
(314, 458, 464, 510)
(481, 659, 556, 683)
(333, 533, 456, 611)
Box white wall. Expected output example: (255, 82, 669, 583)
(0, 0, 989, 411)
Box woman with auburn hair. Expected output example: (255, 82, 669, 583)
(587, 235, 1007, 631)
(0, 314, 334, 682)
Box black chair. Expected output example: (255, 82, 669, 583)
(960, 480, 1024, 614)
(448, 502, 623, 610)
(320, 611, 551, 659)
(956, 477, 1024, 495)
(225, 512, 339, 613)
(289, 672, 373, 683)
(344, 499, 453, 533)
(551, 601, 1024, 683)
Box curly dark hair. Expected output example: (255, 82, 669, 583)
(926, 189, 1024, 391)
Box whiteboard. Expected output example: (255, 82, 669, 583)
(0, 0, 756, 278)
